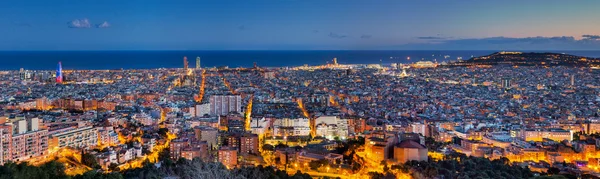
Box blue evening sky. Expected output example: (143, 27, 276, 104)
(1, 0, 599, 50)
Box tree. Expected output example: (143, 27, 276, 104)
(368, 172, 385, 179)
(82, 152, 101, 169)
(262, 144, 274, 151)
(108, 163, 120, 172)
(275, 142, 288, 149)
(309, 159, 329, 171)
(547, 167, 560, 175)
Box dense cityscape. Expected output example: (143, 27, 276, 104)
(0, 52, 599, 179)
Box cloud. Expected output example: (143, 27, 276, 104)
(328, 32, 348, 39)
(583, 35, 600, 40)
(417, 36, 448, 40)
(360, 34, 372, 39)
(68, 18, 91, 28)
(96, 21, 111, 28)
(313, 30, 319, 33)
(395, 35, 600, 50)
(238, 25, 246, 30)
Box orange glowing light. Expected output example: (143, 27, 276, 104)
(245, 94, 253, 131)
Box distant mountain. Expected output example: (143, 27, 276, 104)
(448, 51, 600, 67)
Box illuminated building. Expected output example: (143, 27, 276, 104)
(499, 51, 523, 55)
(249, 117, 272, 136)
(296, 151, 325, 164)
(411, 61, 438, 68)
(132, 112, 156, 126)
(521, 128, 573, 142)
(218, 146, 238, 168)
(181, 141, 208, 161)
(314, 116, 349, 140)
(272, 118, 311, 137)
(364, 132, 396, 163)
(196, 57, 201, 69)
(582, 121, 600, 134)
(2, 118, 48, 163)
(98, 127, 119, 147)
(226, 117, 245, 133)
(193, 126, 218, 149)
(0, 125, 12, 164)
(35, 97, 50, 110)
(399, 65, 409, 78)
(393, 140, 428, 163)
(141, 136, 156, 151)
(460, 140, 487, 153)
(194, 103, 210, 117)
(49, 126, 98, 149)
(410, 122, 433, 137)
(170, 139, 189, 161)
(56, 61, 63, 83)
(209, 95, 242, 116)
(333, 57, 338, 65)
(183, 56, 189, 70)
(19, 68, 32, 81)
(227, 134, 240, 149)
(239, 133, 258, 155)
(502, 78, 511, 89)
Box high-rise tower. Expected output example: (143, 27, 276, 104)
(56, 62, 63, 83)
(183, 56, 189, 70)
(196, 57, 201, 69)
(570, 74, 575, 87)
(333, 58, 338, 65)
(501, 78, 511, 89)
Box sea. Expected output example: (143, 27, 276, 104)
(1, 50, 600, 70)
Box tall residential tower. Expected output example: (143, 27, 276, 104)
(196, 57, 201, 69)
(183, 56, 189, 70)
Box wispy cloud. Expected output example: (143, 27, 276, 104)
(313, 30, 319, 33)
(583, 35, 600, 40)
(238, 25, 246, 30)
(417, 36, 448, 40)
(328, 32, 348, 39)
(68, 18, 91, 28)
(360, 34, 372, 39)
(96, 21, 111, 28)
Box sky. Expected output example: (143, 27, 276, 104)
(1, 0, 600, 50)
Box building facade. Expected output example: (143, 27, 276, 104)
(209, 95, 242, 116)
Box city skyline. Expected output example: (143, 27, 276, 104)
(3, 1, 600, 179)
(1, 0, 600, 50)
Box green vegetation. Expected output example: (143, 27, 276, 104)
(386, 153, 535, 179)
(0, 151, 310, 179)
(121, 157, 311, 179)
(0, 161, 70, 179)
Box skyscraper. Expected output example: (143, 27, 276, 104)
(56, 62, 63, 83)
(183, 56, 189, 70)
(501, 78, 510, 89)
(196, 57, 201, 69)
(571, 74, 575, 87)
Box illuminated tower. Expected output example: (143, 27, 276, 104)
(570, 74, 575, 87)
(502, 78, 511, 89)
(183, 56, 189, 70)
(196, 57, 201, 69)
(333, 58, 338, 65)
(56, 62, 63, 83)
(399, 65, 409, 78)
